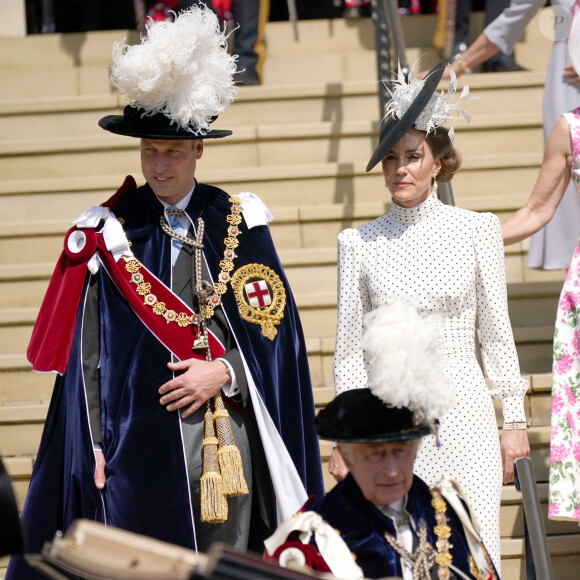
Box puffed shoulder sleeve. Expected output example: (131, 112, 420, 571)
(474, 212, 529, 423)
(333, 229, 372, 395)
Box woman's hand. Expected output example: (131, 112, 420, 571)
(416, 63, 454, 81)
(500, 428, 530, 484)
(564, 64, 580, 86)
(328, 447, 349, 482)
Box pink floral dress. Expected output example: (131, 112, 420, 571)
(549, 107, 580, 521)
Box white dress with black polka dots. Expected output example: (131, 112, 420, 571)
(333, 192, 528, 571)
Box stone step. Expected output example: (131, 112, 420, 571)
(0, 114, 544, 181)
(0, 403, 47, 457)
(0, 335, 333, 395)
(507, 281, 563, 327)
(0, 200, 553, 273)
(0, 70, 546, 138)
(262, 39, 548, 87)
(0, 11, 546, 70)
(0, 152, 543, 223)
(1, 383, 554, 455)
(500, 534, 580, 579)
(0, 366, 54, 404)
(0, 29, 136, 100)
(0, 254, 560, 319)
(0, 9, 551, 97)
(0, 188, 539, 236)
(263, 10, 551, 71)
(0, 305, 555, 386)
(1, 421, 553, 499)
(0, 191, 555, 262)
(0, 301, 555, 386)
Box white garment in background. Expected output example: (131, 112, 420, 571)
(484, 0, 580, 269)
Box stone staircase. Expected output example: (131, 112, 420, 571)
(1, 8, 579, 578)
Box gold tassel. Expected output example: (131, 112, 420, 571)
(200, 405, 228, 523)
(214, 392, 249, 497)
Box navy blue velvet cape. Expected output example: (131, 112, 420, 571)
(8, 180, 323, 579)
(307, 474, 498, 579)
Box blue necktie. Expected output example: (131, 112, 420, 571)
(167, 207, 187, 267)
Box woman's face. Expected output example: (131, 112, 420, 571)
(381, 128, 441, 208)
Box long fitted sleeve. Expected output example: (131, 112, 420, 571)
(333, 228, 372, 394)
(334, 229, 372, 395)
(473, 213, 529, 423)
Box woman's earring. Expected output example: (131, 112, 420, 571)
(432, 178, 438, 195)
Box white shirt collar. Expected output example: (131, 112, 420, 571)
(158, 182, 196, 211)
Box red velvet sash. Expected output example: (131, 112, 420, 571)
(27, 229, 224, 374)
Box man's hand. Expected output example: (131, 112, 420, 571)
(159, 358, 230, 418)
(500, 429, 530, 484)
(94, 450, 106, 490)
(328, 447, 349, 482)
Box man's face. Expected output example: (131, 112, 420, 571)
(340, 440, 418, 506)
(140, 138, 203, 205)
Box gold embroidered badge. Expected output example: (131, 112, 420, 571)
(230, 264, 286, 340)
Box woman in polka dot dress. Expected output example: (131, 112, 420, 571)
(329, 63, 530, 573)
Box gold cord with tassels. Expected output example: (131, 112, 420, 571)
(200, 404, 228, 523)
(162, 202, 248, 523)
(214, 391, 249, 496)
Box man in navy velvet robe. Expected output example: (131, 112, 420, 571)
(7, 7, 322, 580)
(265, 302, 499, 580)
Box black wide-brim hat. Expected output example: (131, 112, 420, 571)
(366, 62, 446, 172)
(98, 105, 232, 140)
(314, 388, 432, 443)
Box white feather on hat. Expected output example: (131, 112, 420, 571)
(109, 5, 237, 135)
(362, 300, 456, 422)
(383, 60, 478, 143)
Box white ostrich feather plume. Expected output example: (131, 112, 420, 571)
(383, 60, 478, 143)
(362, 300, 455, 422)
(110, 6, 237, 134)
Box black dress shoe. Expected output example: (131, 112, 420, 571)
(481, 52, 527, 73)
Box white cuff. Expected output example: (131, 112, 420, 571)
(219, 359, 239, 397)
(501, 396, 527, 424)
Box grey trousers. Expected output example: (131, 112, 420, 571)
(181, 401, 253, 553)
